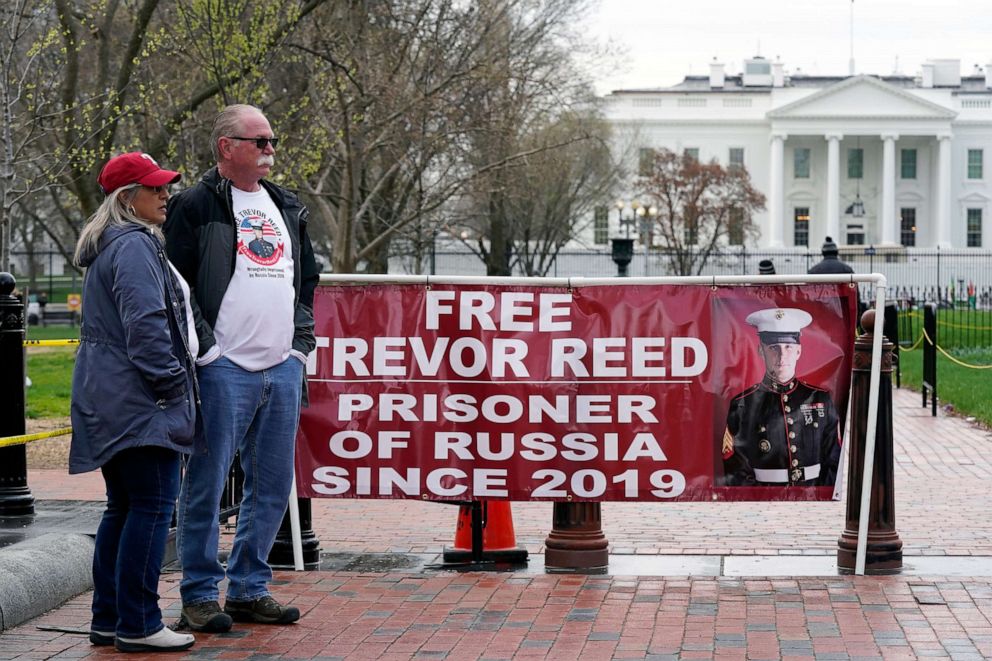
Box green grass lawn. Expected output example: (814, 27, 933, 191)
(25, 325, 80, 340)
(897, 346, 992, 427)
(26, 347, 75, 419)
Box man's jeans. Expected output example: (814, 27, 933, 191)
(177, 355, 303, 605)
(92, 446, 181, 638)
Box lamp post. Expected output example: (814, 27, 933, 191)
(611, 200, 641, 278)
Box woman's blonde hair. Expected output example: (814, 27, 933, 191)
(73, 184, 163, 266)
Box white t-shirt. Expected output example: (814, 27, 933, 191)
(211, 185, 296, 371)
(168, 262, 199, 361)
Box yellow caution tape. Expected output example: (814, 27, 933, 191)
(896, 309, 992, 330)
(900, 333, 924, 352)
(23, 339, 79, 347)
(934, 319, 992, 331)
(0, 427, 73, 448)
(918, 328, 992, 370)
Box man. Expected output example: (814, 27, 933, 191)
(165, 104, 319, 631)
(721, 307, 841, 487)
(808, 236, 854, 275)
(247, 218, 275, 259)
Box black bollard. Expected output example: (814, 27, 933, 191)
(0, 273, 35, 516)
(268, 497, 320, 569)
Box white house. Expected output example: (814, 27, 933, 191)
(600, 57, 992, 250)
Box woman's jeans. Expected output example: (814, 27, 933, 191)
(177, 356, 302, 605)
(91, 446, 181, 638)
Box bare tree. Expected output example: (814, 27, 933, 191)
(639, 148, 765, 276)
(460, 108, 618, 276)
(0, 0, 65, 270)
(458, 0, 606, 276)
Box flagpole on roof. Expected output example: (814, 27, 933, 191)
(849, 0, 856, 76)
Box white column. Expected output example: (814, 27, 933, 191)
(937, 134, 953, 247)
(825, 134, 842, 242)
(881, 133, 898, 245)
(768, 133, 786, 247)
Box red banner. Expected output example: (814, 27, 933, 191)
(296, 282, 857, 501)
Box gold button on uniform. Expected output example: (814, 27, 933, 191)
(788, 431, 796, 439)
(792, 459, 799, 467)
(785, 406, 792, 412)
(787, 417, 794, 424)
(813, 422, 819, 428)
(790, 445, 797, 452)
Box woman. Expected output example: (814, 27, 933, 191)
(70, 152, 199, 653)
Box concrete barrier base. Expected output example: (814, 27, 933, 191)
(0, 533, 94, 631)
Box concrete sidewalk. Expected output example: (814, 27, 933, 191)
(1, 387, 991, 659)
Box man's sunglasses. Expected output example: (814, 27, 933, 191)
(227, 136, 279, 149)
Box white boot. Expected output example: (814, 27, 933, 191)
(116, 627, 195, 653)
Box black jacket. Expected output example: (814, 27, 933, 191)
(164, 166, 319, 361)
(721, 375, 842, 487)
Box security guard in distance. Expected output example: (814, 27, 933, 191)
(721, 307, 842, 487)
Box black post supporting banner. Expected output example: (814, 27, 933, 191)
(0, 273, 35, 516)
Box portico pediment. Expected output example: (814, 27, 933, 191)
(768, 75, 957, 120)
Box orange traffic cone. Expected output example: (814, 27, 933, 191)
(442, 500, 528, 564)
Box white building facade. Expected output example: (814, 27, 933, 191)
(601, 58, 992, 250)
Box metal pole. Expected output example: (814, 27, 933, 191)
(0, 273, 35, 516)
(430, 231, 437, 276)
(837, 294, 902, 574)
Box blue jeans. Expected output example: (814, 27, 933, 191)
(92, 446, 181, 638)
(177, 355, 303, 605)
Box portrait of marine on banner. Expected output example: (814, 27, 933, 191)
(295, 281, 858, 503)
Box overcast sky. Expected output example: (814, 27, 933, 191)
(583, 0, 992, 94)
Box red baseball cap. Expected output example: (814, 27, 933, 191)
(98, 152, 181, 195)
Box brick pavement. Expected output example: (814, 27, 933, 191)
(4, 387, 992, 659)
(2, 572, 991, 659)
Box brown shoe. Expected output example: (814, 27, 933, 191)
(224, 596, 300, 624)
(180, 600, 233, 632)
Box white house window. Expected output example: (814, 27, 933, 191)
(967, 208, 983, 247)
(847, 224, 865, 245)
(593, 206, 608, 245)
(794, 148, 811, 179)
(684, 147, 700, 161)
(728, 147, 744, 170)
(900, 208, 916, 247)
(847, 148, 863, 179)
(967, 149, 983, 179)
(900, 149, 917, 179)
(793, 208, 810, 247)
(745, 61, 771, 75)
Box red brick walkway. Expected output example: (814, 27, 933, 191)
(5, 388, 992, 659)
(3, 572, 991, 659)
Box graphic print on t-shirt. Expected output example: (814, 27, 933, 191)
(236, 209, 285, 266)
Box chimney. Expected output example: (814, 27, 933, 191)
(772, 60, 784, 87)
(921, 62, 935, 88)
(709, 59, 725, 88)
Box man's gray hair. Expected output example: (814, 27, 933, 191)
(210, 104, 263, 162)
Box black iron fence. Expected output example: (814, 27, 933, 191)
(896, 295, 992, 349)
(413, 246, 992, 289)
